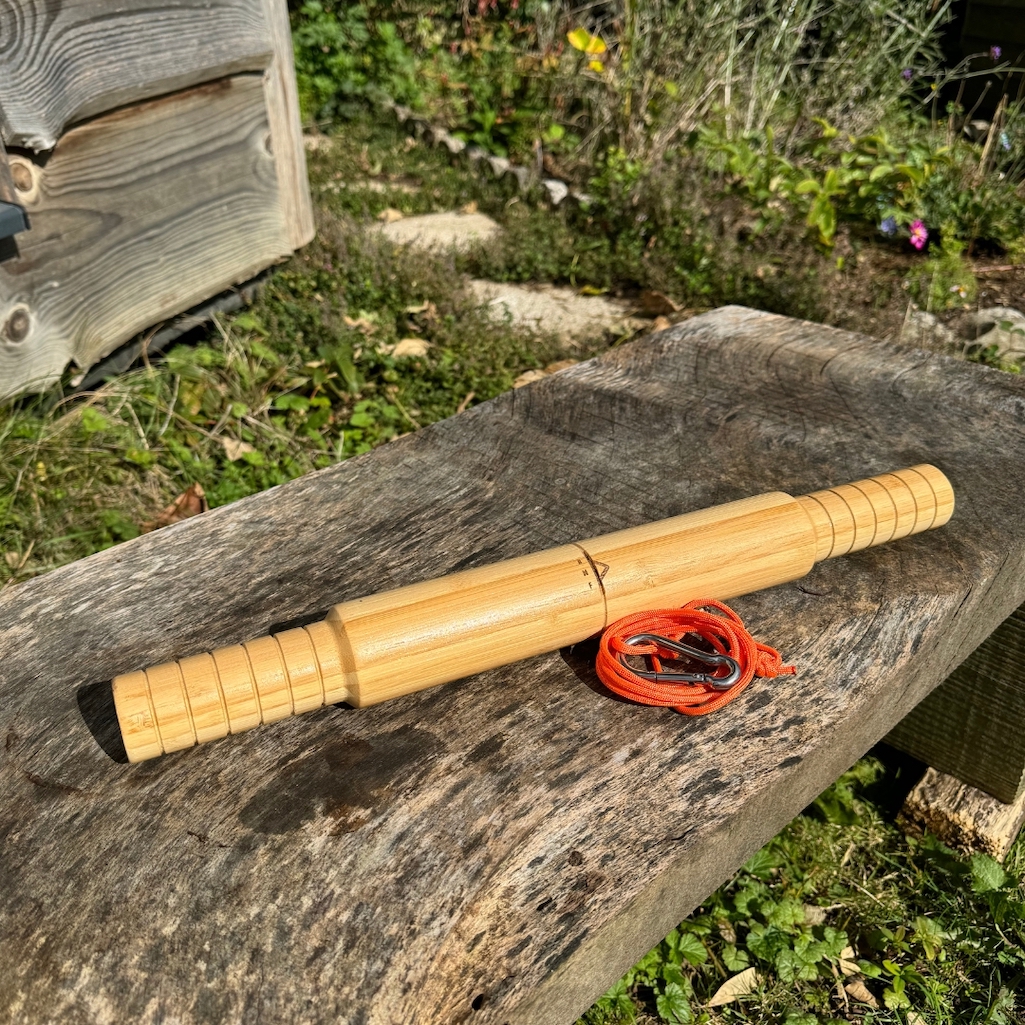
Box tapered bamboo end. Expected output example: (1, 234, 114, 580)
(112, 620, 349, 763)
(797, 464, 954, 562)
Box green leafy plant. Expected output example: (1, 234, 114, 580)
(701, 119, 955, 247)
(581, 754, 1025, 1024)
(905, 228, 978, 312)
(292, 2, 423, 121)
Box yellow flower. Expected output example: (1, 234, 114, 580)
(567, 28, 606, 55)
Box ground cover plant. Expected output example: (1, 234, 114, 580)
(580, 751, 1025, 1024)
(0, 197, 586, 577)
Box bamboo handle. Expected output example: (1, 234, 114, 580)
(113, 465, 953, 762)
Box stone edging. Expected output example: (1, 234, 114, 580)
(383, 100, 588, 207)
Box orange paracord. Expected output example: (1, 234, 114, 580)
(595, 598, 795, 715)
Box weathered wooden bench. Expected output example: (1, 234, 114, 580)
(3, 306, 1024, 1024)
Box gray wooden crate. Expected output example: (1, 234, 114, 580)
(0, 0, 313, 399)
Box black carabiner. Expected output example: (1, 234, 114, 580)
(620, 633, 742, 690)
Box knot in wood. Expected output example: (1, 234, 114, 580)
(4, 307, 31, 343)
(9, 161, 34, 193)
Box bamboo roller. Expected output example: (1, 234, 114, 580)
(113, 465, 954, 762)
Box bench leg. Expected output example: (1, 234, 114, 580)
(900, 768, 1025, 861)
(889, 602, 1025, 859)
(888, 604, 1025, 804)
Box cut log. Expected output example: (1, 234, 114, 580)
(889, 604, 1025, 803)
(2, 307, 1025, 1024)
(900, 767, 1025, 861)
(0, 74, 292, 400)
(0, 0, 272, 151)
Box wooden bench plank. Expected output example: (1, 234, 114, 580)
(1, 306, 1024, 1024)
(0, 0, 271, 151)
(0, 74, 292, 399)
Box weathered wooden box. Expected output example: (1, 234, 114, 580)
(0, 0, 313, 399)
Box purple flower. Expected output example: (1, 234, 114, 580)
(880, 216, 897, 236)
(902, 68, 913, 81)
(991, 45, 1002, 61)
(909, 220, 929, 250)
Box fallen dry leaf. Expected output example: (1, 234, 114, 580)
(513, 369, 548, 389)
(377, 207, 405, 223)
(639, 289, 680, 316)
(343, 315, 376, 333)
(707, 967, 759, 1007)
(544, 359, 579, 374)
(142, 483, 207, 533)
(844, 979, 880, 1008)
(388, 338, 431, 358)
(4, 551, 20, 570)
(460, 201, 478, 215)
(650, 316, 672, 333)
(838, 945, 860, 977)
(803, 904, 828, 926)
(221, 438, 255, 461)
(405, 299, 438, 322)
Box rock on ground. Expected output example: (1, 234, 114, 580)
(372, 208, 647, 342)
(901, 305, 1025, 364)
(377, 211, 503, 252)
(967, 306, 1025, 361)
(900, 309, 958, 351)
(469, 280, 643, 342)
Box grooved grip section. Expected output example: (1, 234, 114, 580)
(113, 621, 349, 763)
(797, 463, 954, 561)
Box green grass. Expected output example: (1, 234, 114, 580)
(313, 118, 841, 319)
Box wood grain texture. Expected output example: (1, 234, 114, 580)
(261, 0, 315, 249)
(900, 767, 1025, 861)
(0, 74, 291, 400)
(0, 0, 272, 151)
(2, 306, 1024, 1024)
(888, 603, 1025, 802)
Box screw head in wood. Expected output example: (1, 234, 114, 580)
(3, 307, 31, 343)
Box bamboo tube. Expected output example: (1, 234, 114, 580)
(113, 464, 954, 762)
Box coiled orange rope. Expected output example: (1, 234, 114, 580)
(595, 598, 795, 715)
